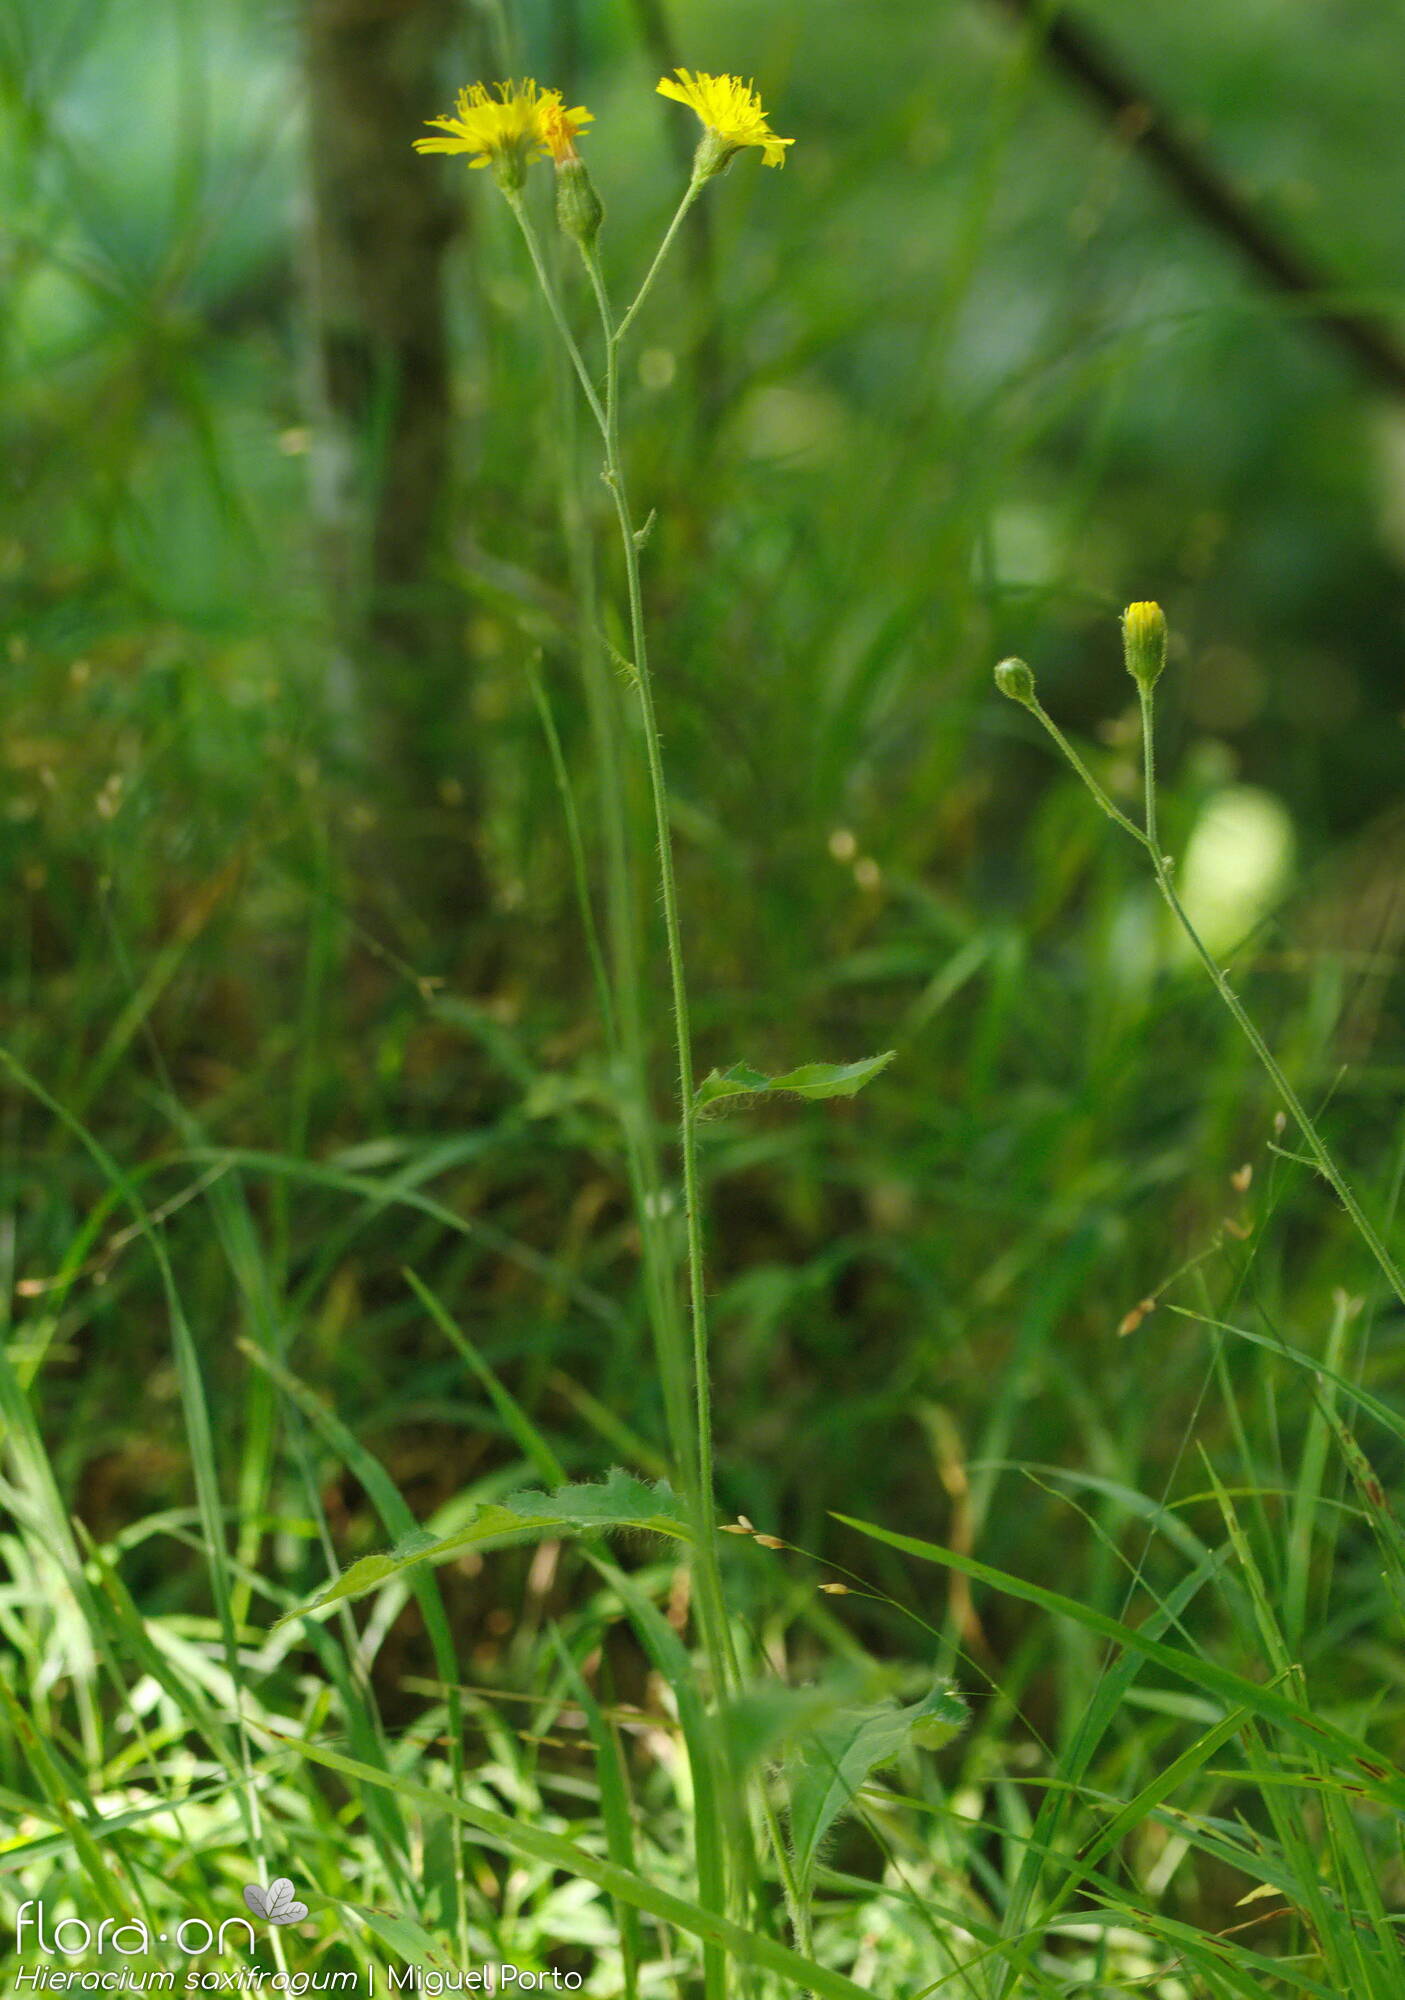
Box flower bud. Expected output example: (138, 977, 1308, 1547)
(1121, 601, 1167, 691)
(555, 158, 604, 249)
(993, 657, 1037, 706)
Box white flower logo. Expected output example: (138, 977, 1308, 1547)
(242, 1878, 309, 1926)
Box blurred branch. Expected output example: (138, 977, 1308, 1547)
(993, 0, 1405, 400)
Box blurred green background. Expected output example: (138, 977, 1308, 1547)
(4, 0, 1405, 1725)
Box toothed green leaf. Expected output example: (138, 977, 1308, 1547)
(788, 1683, 967, 1893)
(695, 1051, 895, 1114)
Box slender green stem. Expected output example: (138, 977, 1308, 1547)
(586, 245, 817, 1964)
(511, 192, 722, 1627)
(509, 200, 703, 1504)
(518, 199, 818, 1978)
(506, 194, 607, 437)
(1026, 697, 1152, 850)
(545, 273, 699, 1509)
(582, 244, 727, 1662)
(585, 253, 622, 487)
(1023, 675, 1405, 1304)
(1136, 683, 1162, 858)
(614, 179, 704, 348)
(585, 235, 814, 1986)
(499, 192, 731, 1689)
(1133, 684, 1405, 1307)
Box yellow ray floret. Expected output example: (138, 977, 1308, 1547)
(656, 69, 792, 168)
(539, 95, 588, 165)
(413, 80, 592, 173)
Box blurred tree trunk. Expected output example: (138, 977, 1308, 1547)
(302, 0, 482, 939)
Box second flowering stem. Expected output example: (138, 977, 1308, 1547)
(1001, 637, 1405, 1311)
(1132, 681, 1405, 1309)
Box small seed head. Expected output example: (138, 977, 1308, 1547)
(1121, 601, 1167, 691)
(993, 657, 1037, 706)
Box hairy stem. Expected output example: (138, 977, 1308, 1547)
(511, 185, 821, 1973)
(1025, 677, 1405, 1304)
(584, 240, 816, 1968)
(1135, 684, 1405, 1307)
(614, 180, 704, 347)
(505, 194, 606, 434)
(507, 198, 729, 1676)
(1027, 697, 1152, 849)
(581, 245, 727, 1663)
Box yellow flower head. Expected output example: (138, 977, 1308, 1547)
(656, 68, 792, 173)
(414, 81, 592, 191)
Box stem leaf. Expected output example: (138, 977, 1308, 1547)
(788, 1682, 967, 1895)
(273, 1471, 689, 1626)
(695, 1051, 895, 1114)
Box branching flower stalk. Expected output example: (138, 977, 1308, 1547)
(501, 183, 721, 1628)
(575, 222, 819, 1962)
(533, 302, 699, 1544)
(416, 73, 824, 1971)
(559, 107, 819, 1960)
(497, 180, 701, 1509)
(996, 605, 1405, 1309)
(516, 69, 790, 1685)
